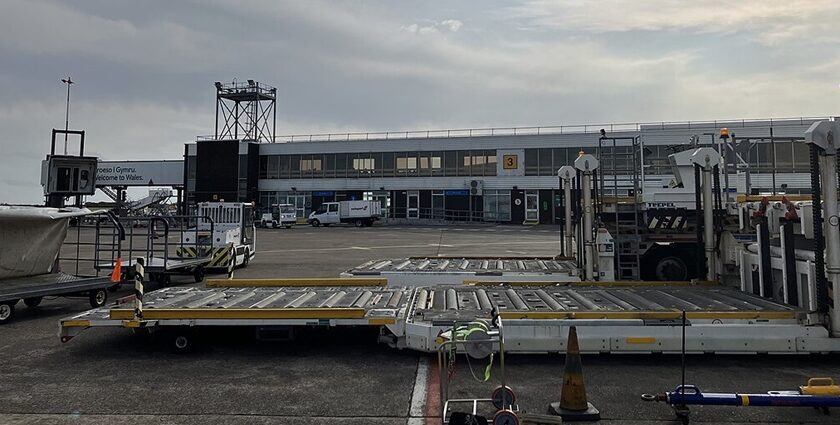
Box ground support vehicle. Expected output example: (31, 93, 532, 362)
(97, 215, 214, 286)
(308, 200, 381, 227)
(0, 207, 120, 324)
(60, 280, 840, 354)
(181, 202, 255, 269)
(342, 256, 580, 286)
(260, 203, 296, 229)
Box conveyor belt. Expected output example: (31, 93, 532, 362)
(60, 283, 840, 354)
(343, 257, 580, 285)
(409, 286, 796, 321)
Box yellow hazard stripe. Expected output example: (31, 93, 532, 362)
(177, 247, 198, 257)
(206, 278, 388, 287)
(465, 280, 719, 287)
(737, 194, 811, 203)
(122, 320, 144, 328)
(625, 337, 657, 344)
(61, 320, 91, 327)
(498, 311, 796, 320)
(109, 308, 366, 320)
(740, 394, 750, 406)
(368, 318, 396, 325)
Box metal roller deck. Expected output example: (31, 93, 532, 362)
(341, 257, 580, 286)
(60, 282, 840, 354)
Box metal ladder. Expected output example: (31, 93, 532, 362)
(597, 136, 642, 280)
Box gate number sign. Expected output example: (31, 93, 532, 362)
(503, 154, 518, 170)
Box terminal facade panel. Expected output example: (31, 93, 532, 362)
(184, 117, 823, 224)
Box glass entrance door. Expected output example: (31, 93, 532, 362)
(525, 191, 539, 221)
(289, 194, 308, 219)
(407, 191, 419, 219)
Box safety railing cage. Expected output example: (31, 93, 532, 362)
(87, 215, 215, 274)
(59, 211, 125, 278)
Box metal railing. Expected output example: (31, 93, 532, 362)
(196, 116, 830, 144)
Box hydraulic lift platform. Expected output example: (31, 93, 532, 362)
(341, 257, 580, 286)
(59, 281, 840, 354)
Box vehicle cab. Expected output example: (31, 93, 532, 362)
(275, 204, 297, 228)
(308, 202, 340, 226)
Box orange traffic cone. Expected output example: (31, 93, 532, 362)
(548, 326, 600, 421)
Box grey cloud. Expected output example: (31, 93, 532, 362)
(0, 0, 838, 204)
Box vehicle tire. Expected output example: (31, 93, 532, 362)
(364, 220, 373, 227)
(157, 273, 171, 287)
(24, 297, 43, 308)
(89, 289, 108, 308)
(171, 329, 195, 354)
(655, 256, 688, 282)
(491, 385, 516, 410)
(311, 219, 320, 227)
(0, 302, 16, 324)
(355, 219, 364, 227)
(492, 409, 520, 425)
(285, 225, 292, 229)
(193, 266, 205, 283)
(243, 249, 251, 267)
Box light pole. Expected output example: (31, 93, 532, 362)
(61, 77, 74, 154)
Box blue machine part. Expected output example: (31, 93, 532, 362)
(665, 385, 840, 408)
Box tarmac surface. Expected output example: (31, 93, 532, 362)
(2, 224, 839, 424)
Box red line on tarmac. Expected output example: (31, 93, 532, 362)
(425, 354, 441, 424)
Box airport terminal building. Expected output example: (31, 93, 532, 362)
(184, 117, 827, 224)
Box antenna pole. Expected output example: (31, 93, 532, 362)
(61, 77, 74, 154)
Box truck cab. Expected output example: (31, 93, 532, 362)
(189, 202, 256, 268)
(262, 203, 296, 229)
(309, 202, 341, 226)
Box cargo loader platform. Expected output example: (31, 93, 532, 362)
(341, 257, 580, 286)
(60, 280, 840, 354)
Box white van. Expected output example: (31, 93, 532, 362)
(308, 200, 382, 227)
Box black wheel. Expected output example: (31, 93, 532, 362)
(655, 256, 688, 281)
(193, 266, 205, 283)
(156, 273, 171, 287)
(24, 297, 43, 308)
(491, 385, 516, 410)
(89, 289, 108, 308)
(364, 220, 373, 227)
(0, 301, 16, 324)
(493, 409, 520, 425)
(171, 330, 195, 354)
(355, 219, 364, 227)
(285, 225, 292, 229)
(311, 219, 320, 227)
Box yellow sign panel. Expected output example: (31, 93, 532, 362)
(503, 154, 518, 170)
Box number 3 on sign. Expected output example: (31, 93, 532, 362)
(503, 154, 518, 170)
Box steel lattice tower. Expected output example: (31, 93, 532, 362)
(214, 80, 276, 142)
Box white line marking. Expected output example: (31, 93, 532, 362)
(408, 356, 430, 424)
(260, 241, 558, 254)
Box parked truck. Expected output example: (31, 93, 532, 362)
(308, 200, 381, 227)
(260, 203, 296, 229)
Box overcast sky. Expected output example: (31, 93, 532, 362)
(2, 0, 838, 204)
